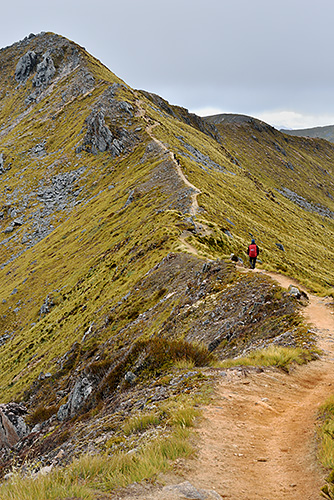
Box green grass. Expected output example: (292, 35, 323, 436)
(317, 396, 334, 499)
(318, 396, 334, 469)
(216, 346, 317, 370)
(123, 412, 160, 435)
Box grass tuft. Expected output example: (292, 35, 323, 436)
(123, 412, 160, 435)
(216, 346, 316, 370)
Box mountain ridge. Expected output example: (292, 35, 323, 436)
(0, 32, 333, 497)
(281, 123, 334, 143)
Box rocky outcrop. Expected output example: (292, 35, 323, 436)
(0, 153, 4, 174)
(32, 52, 56, 88)
(81, 109, 114, 154)
(57, 377, 93, 421)
(0, 403, 28, 448)
(77, 85, 136, 156)
(15, 51, 37, 83)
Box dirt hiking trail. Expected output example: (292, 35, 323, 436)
(184, 269, 334, 500)
(134, 96, 201, 215)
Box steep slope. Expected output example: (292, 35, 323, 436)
(282, 123, 334, 143)
(0, 32, 332, 490)
(204, 113, 334, 290)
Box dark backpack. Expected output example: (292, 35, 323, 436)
(249, 244, 257, 258)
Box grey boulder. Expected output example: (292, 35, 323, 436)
(15, 51, 38, 83)
(33, 53, 56, 88)
(57, 377, 93, 421)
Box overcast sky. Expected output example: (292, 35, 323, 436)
(1, 0, 334, 129)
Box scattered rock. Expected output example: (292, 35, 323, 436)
(288, 286, 301, 298)
(223, 229, 233, 238)
(13, 218, 24, 226)
(162, 481, 222, 500)
(284, 161, 294, 171)
(0, 153, 4, 174)
(230, 253, 238, 262)
(40, 295, 54, 315)
(201, 262, 211, 273)
(36, 464, 53, 476)
(30, 140, 47, 157)
(124, 371, 137, 384)
(123, 190, 135, 208)
(275, 243, 285, 251)
(288, 285, 308, 301)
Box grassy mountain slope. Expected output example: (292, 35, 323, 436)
(0, 32, 332, 489)
(204, 113, 334, 290)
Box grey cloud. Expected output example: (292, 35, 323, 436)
(1, 0, 334, 127)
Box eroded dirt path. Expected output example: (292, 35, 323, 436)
(134, 96, 201, 215)
(185, 270, 334, 499)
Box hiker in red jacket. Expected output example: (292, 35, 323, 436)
(247, 239, 259, 269)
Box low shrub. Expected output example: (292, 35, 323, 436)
(27, 404, 59, 426)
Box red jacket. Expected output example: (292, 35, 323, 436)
(247, 244, 259, 257)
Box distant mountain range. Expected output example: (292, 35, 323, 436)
(205, 113, 334, 144)
(281, 124, 334, 143)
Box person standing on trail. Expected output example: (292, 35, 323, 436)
(247, 239, 259, 269)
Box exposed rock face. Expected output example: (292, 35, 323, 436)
(57, 377, 93, 421)
(0, 153, 4, 174)
(82, 109, 114, 154)
(78, 105, 135, 156)
(32, 52, 56, 87)
(0, 403, 28, 448)
(15, 51, 37, 83)
(76, 84, 136, 156)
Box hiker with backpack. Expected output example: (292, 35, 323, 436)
(247, 239, 259, 269)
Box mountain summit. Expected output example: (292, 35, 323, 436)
(0, 32, 333, 492)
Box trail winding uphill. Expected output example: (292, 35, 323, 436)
(134, 95, 201, 216)
(185, 270, 334, 500)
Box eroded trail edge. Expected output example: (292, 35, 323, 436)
(184, 270, 334, 500)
